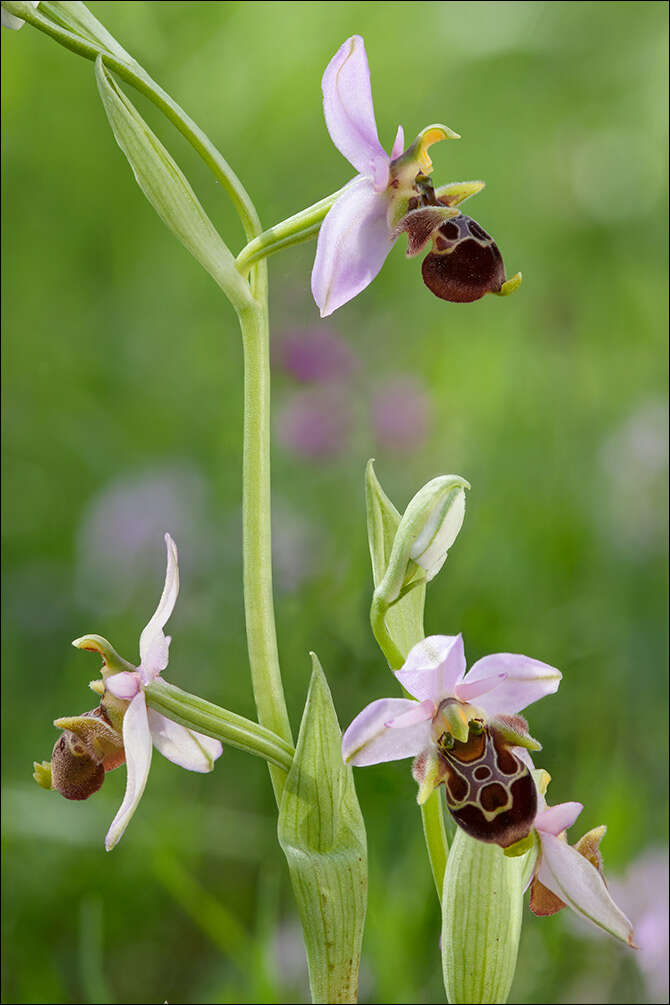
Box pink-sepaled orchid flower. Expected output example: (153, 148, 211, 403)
(73, 533, 222, 851)
(525, 778, 635, 946)
(342, 633, 561, 848)
(312, 36, 521, 317)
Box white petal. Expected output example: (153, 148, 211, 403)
(138, 533, 179, 674)
(535, 801, 583, 836)
(463, 653, 562, 716)
(538, 832, 635, 945)
(322, 35, 389, 184)
(342, 697, 432, 766)
(147, 708, 222, 772)
(395, 634, 466, 702)
(105, 691, 152, 851)
(311, 175, 394, 317)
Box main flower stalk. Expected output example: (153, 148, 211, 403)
(237, 277, 294, 801)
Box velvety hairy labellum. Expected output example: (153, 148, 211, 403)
(437, 720, 537, 847)
(421, 214, 507, 303)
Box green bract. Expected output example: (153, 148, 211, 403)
(278, 655, 367, 1005)
(442, 827, 532, 1004)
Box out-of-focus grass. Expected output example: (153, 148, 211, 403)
(2, 3, 667, 1003)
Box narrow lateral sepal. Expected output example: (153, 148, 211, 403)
(278, 654, 367, 1004)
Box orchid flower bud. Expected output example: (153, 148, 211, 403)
(409, 482, 466, 581)
(374, 474, 470, 607)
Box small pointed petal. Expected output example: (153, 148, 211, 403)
(138, 533, 179, 674)
(311, 175, 394, 317)
(537, 832, 635, 945)
(384, 699, 434, 729)
(412, 746, 448, 804)
(105, 671, 140, 701)
(535, 801, 583, 836)
(463, 653, 561, 716)
(147, 709, 222, 772)
(342, 698, 431, 766)
(454, 672, 506, 703)
(529, 876, 566, 916)
(390, 125, 405, 160)
(434, 179, 486, 207)
(105, 691, 152, 851)
(395, 634, 466, 702)
(322, 35, 389, 185)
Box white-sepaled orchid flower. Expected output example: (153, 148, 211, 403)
(72, 533, 222, 850)
(342, 633, 561, 848)
(312, 36, 521, 317)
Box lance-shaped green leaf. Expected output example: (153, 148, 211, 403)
(278, 654, 367, 1005)
(94, 57, 252, 312)
(442, 827, 531, 1004)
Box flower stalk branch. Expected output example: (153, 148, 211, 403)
(145, 680, 294, 773)
(235, 187, 348, 276)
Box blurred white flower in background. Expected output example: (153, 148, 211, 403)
(598, 397, 668, 555)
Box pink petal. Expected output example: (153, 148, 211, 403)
(535, 801, 583, 836)
(147, 708, 223, 772)
(390, 124, 405, 160)
(322, 35, 389, 187)
(384, 699, 434, 728)
(454, 672, 506, 703)
(538, 832, 635, 945)
(342, 698, 432, 766)
(105, 670, 140, 700)
(395, 635, 466, 702)
(311, 176, 394, 317)
(462, 653, 562, 716)
(105, 691, 152, 851)
(138, 533, 179, 674)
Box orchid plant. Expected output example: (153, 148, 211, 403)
(3, 4, 635, 1003)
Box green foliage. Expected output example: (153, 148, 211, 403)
(278, 654, 367, 1004)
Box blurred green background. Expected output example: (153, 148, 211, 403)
(2, 2, 668, 1003)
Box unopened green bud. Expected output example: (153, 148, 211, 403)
(375, 474, 469, 606)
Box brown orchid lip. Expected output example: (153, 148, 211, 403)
(421, 214, 507, 304)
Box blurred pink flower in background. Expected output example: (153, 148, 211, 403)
(609, 849, 669, 1001)
(371, 375, 431, 451)
(276, 388, 353, 459)
(274, 327, 358, 383)
(76, 464, 212, 613)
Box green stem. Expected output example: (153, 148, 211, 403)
(11, 0, 262, 241)
(237, 285, 294, 803)
(235, 187, 347, 275)
(145, 680, 294, 773)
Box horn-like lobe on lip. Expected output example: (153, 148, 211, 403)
(421, 213, 507, 303)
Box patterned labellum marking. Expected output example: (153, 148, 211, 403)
(421, 213, 507, 303)
(437, 719, 537, 848)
